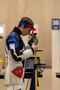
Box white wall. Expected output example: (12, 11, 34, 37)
(52, 30, 60, 73)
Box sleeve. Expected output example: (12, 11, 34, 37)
(23, 44, 34, 60)
(6, 32, 18, 50)
(9, 44, 23, 62)
(6, 33, 23, 62)
(23, 49, 33, 59)
(9, 43, 34, 61)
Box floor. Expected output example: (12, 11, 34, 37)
(0, 68, 60, 90)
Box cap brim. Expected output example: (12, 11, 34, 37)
(28, 26, 36, 32)
(27, 24, 36, 32)
(31, 28, 36, 32)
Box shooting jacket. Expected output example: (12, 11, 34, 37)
(5, 27, 33, 85)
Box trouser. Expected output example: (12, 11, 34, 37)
(6, 85, 22, 90)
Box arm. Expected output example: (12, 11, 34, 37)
(9, 44, 23, 62)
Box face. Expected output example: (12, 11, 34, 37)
(22, 27, 31, 36)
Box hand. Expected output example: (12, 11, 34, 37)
(32, 43, 38, 51)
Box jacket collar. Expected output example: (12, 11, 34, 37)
(13, 27, 22, 35)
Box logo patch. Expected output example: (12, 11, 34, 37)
(11, 66, 23, 78)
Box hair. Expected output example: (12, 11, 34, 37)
(18, 17, 34, 27)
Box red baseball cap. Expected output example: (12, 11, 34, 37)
(18, 17, 36, 32)
(27, 24, 36, 32)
